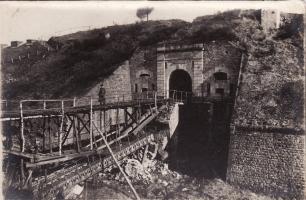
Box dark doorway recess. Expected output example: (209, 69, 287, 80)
(168, 102, 231, 180)
(216, 88, 225, 96)
(169, 70, 192, 92)
(214, 72, 227, 80)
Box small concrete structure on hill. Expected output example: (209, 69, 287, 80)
(10, 41, 23, 48)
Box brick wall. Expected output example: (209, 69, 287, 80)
(227, 128, 305, 199)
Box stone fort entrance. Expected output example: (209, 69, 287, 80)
(156, 42, 241, 99)
(169, 69, 192, 97)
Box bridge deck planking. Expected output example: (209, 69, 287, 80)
(1, 99, 167, 118)
(1, 97, 225, 120)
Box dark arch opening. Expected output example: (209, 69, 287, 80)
(139, 73, 150, 78)
(169, 69, 192, 93)
(214, 72, 227, 80)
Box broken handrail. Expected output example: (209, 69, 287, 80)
(1, 91, 157, 112)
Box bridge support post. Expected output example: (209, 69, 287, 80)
(124, 108, 128, 127)
(23, 169, 33, 189)
(72, 115, 80, 153)
(48, 117, 52, 153)
(20, 101, 25, 152)
(90, 97, 93, 150)
(59, 101, 64, 155)
(103, 110, 106, 134)
(42, 117, 46, 152)
(208, 102, 214, 142)
(180, 91, 183, 102)
(20, 159, 25, 187)
(154, 92, 157, 109)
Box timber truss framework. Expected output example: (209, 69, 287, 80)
(1, 90, 198, 199)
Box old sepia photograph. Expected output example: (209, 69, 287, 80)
(0, 1, 304, 200)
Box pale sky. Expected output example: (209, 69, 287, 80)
(0, 1, 304, 44)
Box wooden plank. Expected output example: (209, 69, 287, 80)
(75, 115, 90, 134)
(42, 117, 46, 151)
(125, 109, 137, 124)
(20, 102, 25, 152)
(1, 99, 167, 119)
(61, 117, 73, 146)
(3, 150, 34, 159)
(20, 159, 25, 186)
(48, 117, 52, 153)
(74, 115, 81, 152)
(90, 98, 93, 150)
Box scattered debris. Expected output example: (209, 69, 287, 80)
(65, 184, 84, 199)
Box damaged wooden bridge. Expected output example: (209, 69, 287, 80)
(2, 92, 164, 198)
(1, 91, 191, 199)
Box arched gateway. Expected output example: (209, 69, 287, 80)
(156, 42, 239, 99)
(169, 69, 192, 98)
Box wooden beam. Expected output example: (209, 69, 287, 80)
(74, 115, 90, 134)
(59, 101, 64, 155)
(124, 108, 128, 127)
(20, 159, 25, 186)
(74, 115, 81, 152)
(61, 119, 73, 146)
(23, 169, 33, 189)
(90, 98, 93, 150)
(42, 117, 46, 151)
(93, 122, 140, 200)
(125, 109, 138, 124)
(48, 117, 52, 153)
(20, 102, 25, 152)
(25, 150, 103, 168)
(3, 150, 34, 159)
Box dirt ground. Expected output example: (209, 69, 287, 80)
(79, 161, 275, 200)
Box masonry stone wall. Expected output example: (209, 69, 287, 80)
(82, 61, 132, 127)
(227, 129, 305, 199)
(157, 44, 202, 97)
(129, 46, 157, 94)
(201, 41, 241, 97)
(227, 34, 305, 199)
(84, 61, 132, 103)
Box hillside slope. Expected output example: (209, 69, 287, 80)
(2, 20, 187, 99)
(1, 9, 303, 103)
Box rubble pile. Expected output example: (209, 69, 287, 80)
(84, 159, 274, 200)
(124, 158, 153, 183)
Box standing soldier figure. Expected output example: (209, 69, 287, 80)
(98, 83, 106, 106)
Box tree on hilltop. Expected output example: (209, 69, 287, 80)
(136, 7, 154, 22)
